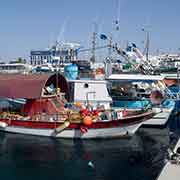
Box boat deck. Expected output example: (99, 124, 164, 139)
(157, 138, 180, 180)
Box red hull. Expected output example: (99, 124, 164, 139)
(0, 111, 153, 130)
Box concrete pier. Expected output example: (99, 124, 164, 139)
(157, 138, 180, 180)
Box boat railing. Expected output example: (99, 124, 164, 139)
(0, 106, 155, 126)
(30, 112, 69, 122)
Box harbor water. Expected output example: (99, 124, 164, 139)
(0, 116, 180, 180)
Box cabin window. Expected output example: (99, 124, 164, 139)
(84, 83, 89, 88)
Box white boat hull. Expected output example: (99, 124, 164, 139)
(142, 107, 173, 126)
(0, 123, 142, 139)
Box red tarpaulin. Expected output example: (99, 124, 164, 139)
(0, 73, 69, 99)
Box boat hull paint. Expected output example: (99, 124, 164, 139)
(0, 111, 153, 139)
(0, 123, 141, 139)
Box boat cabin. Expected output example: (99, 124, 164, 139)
(106, 74, 166, 109)
(68, 79, 112, 109)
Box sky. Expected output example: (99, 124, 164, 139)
(0, 0, 180, 61)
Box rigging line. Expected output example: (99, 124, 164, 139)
(78, 45, 109, 53)
(117, 0, 121, 22)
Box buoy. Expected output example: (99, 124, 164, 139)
(0, 121, 8, 128)
(88, 161, 95, 168)
(74, 102, 82, 108)
(83, 116, 92, 125)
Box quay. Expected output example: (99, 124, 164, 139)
(157, 137, 180, 180)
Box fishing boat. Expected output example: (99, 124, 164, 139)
(107, 74, 175, 127)
(0, 73, 154, 139)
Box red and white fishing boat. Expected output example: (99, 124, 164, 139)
(0, 74, 154, 139)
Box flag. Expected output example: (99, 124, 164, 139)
(122, 51, 126, 55)
(132, 43, 137, 48)
(100, 34, 107, 40)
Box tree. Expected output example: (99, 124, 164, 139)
(16, 57, 26, 64)
(17, 57, 23, 63)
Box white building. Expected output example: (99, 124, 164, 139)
(30, 42, 81, 66)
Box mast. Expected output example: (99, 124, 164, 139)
(55, 41, 59, 94)
(108, 36, 113, 59)
(90, 22, 98, 64)
(142, 27, 150, 62)
(145, 31, 150, 62)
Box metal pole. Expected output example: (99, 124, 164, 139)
(146, 31, 149, 62)
(177, 64, 180, 100)
(108, 36, 113, 59)
(91, 32, 96, 64)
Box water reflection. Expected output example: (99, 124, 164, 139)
(0, 127, 170, 180)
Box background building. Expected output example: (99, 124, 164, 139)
(30, 42, 80, 66)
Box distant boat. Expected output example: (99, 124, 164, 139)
(0, 63, 32, 74)
(107, 74, 175, 127)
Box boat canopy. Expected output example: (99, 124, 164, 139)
(0, 73, 68, 99)
(107, 74, 164, 82)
